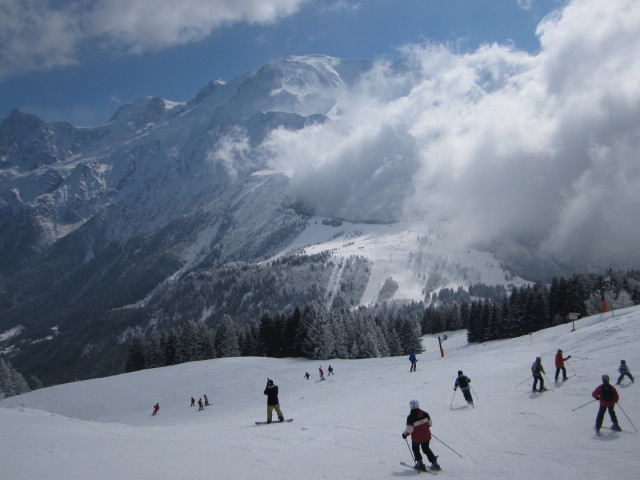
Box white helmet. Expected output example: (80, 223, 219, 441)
(409, 399, 419, 410)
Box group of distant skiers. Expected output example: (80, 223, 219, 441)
(189, 394, 210, 411)
(304, 365, 333, 381)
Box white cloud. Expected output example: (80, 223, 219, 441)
(321, 1, 361, 14)
(262, 0, 640, 267)
(0, 0, 308, 80)
(516, 0, 534, 10)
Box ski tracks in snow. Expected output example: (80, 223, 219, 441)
(325, 258, 345, 309)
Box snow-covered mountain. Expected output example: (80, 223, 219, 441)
(1, 55, 540, 385)
(2, 306, 639, 480)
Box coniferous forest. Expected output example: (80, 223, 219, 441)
(124, 269, 640, 374)
(0, 358, 42, 399)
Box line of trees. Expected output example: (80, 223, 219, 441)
(423, 270, 640, 343)
(125, 269, 640, 373)
(125, 302, 423, 373)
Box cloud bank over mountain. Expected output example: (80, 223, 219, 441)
(263, 0, 640, 268)
(0, 0, 307, 80)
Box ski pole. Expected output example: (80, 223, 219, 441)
(431, 433, 463, 458)
(404, 437, 415, 461)
(617, 403, 638, 432)
(450, 389, 456, 408)
(571, 399, 596, 411)
(516, 375, 532, 387)
(567, 361, 576, 374)
(542, 372, 555, 392)
(471, 386, 480, 400)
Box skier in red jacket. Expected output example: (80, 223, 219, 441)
(402, 400, 441, 472)
(592, 375, 621, 433)
(554, 349, 571, 382)
(152, 403, 159, 415)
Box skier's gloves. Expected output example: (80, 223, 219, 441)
(402, 433, 408, 439)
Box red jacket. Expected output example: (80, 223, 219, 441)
(405, 409, 432, 443)
(555, 353, 569, 368)
(592, 383, 619, 407)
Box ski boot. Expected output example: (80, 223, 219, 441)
(611, 424, 622, 431)
(415, 461, 427, 472)
(431, 463, 441, 471)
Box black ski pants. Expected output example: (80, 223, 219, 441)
(461, 387, 473, 403)
(412, 440, 437, 465)
(616, 372, 634, 384)
(595, 405, 619, 429)
(532, 374, 544, 391)
(555, 367, 567, 381)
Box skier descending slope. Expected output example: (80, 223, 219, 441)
(454, 371, 474, 407)
(592, 374, 621, 434)
(402, 400, 441, 472)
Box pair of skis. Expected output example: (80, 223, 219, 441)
(400, 461, 439, 475)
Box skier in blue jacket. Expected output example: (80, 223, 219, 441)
(454, 371, 473, 406)
(616, 360, 634, 384)
(409, 353, 417, 372)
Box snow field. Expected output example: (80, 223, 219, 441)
(2, 306, 640, 480)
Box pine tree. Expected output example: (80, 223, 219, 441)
(177, 320, 199, 363)
(124, 333, 146, 372)
(214, 315, 241, 358)
(164, 329, 179, 366)
(144, 330, 164, 368)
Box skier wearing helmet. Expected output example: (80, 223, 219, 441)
(454, 370, 473, 406)
(531, 357, 547, 392)
(592, 374, 621, 434)
(401, 400, 441, 472)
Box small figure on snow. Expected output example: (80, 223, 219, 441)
(264, 378, 285, 423)
(616, 360, 634, 385)
(554, 349, 572, 382)
(328, 365, 334, 376)
(592, 374, 621, 433)
(198, 398, 204, 410)
(402, 400, 441, 472)
(319, 366, 325, 381)
(409, 353, 417, 372)
(190, 397, 195, 407)
(152, 403, 160, 415)
(204, 394, 209, 406)
(304, 372, 311, 380)
(531, 357, 547, 392)
(454, 370, 473, 406)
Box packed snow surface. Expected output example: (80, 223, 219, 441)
(2, 307, 640, 480)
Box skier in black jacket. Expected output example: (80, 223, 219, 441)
(454, 371, 473, 406)
(531, 357, 547, 392)
(616, 360, 634, 385)
(264, 378, 285, 423)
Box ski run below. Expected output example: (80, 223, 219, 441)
(2, 306, 640, 480)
